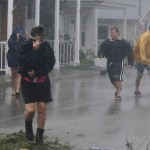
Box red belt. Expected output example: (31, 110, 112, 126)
(23, 76, 47, 83)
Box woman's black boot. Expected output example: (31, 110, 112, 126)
(25, 120, 34, 141)
(36, 128, 45, 144)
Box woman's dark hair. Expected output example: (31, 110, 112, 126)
(110, 26, 120, 33)
(31, 25, 45, 38)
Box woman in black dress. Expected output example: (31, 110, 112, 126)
(18, 26, 55, 144)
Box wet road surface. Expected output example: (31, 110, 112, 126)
(0, 68, 150, 150)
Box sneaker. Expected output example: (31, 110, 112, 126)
(115, 96, 122, 100)
(134, 91, 142, 97)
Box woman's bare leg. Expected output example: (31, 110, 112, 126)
(36, 102, 48, 144)
(24, 103, 37, 121)
(37, 102, 48, 129)
(16, 73, 22, 94)
(11, 68, 17, 96)
(24, 103, 36, 141)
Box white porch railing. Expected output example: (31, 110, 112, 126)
(0, 42, 7, 72)
(0, 40, 75, 73)
(47, 40, 75, 64)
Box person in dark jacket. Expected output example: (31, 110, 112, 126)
(18, 26, 55, 144)
(98, 26, 133, 100)
(7, 25, 26, 96)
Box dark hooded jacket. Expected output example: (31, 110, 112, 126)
(7, 26, 26, 67)
(18, 39, 55, 79)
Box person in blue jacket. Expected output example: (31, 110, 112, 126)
(7, 25, 26, 96)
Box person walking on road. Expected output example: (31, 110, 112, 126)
(18, 26, 55, 144)
(133, 26, 150, 97)
(98, 26, 133, 100)
(7, 25, 26, 96)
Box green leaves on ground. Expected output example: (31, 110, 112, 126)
(0, 131, 72, 150)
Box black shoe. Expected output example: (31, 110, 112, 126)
(16, 92, 20, 96)
(134, 91, 142, 97)
(25, 120, 34, 141)
(36, 128, 45, 144)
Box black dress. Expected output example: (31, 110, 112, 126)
(18, 39, 56, 104)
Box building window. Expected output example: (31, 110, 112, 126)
(81, 32, 85, 47)
(27, 0, 35, 19)
(98, 25, 109, 40)
(64, 16, 69, 40)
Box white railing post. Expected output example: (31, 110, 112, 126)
(6, 0, 14, 75)
(54, 0, 60, 70)
(0, 43, 3, 69)
(0, 42, 8, 72)
(4, 43, 8, 73)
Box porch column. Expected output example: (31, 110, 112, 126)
(54, 0, 60, 70)
(7, 0, 14, 40)
(35, 0, 40, 26)
(6, 0, 14, 75)
(94, 8, 98, 56)
(74, 0, 81, 66)
(123, 9, 127, 39)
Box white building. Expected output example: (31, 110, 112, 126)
(24, 0, 150, 66)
